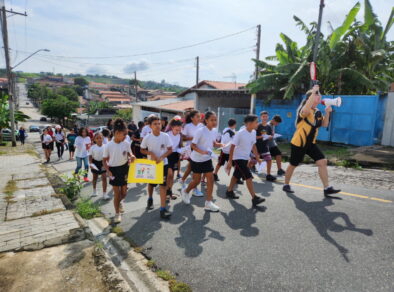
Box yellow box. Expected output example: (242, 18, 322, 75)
(127, 159, 164, 184)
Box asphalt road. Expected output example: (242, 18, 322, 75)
(21, 87, 394, 292)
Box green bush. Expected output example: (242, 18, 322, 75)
(59, 171, 85, 200)
(76, 198, 101, 219)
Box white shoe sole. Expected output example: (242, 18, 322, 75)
(204, 206, 220, 212)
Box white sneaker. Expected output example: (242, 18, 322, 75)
(103, 192, 110, 200)
(204, 200, 220, 212)
(114, 213, 121, 223)
(119, 202, 125, 213)
(91, 190, 97, 197)
(192, 188, 204, 197)
(181, 188, 191, 204)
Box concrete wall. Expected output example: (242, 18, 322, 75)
(382, 92, 394, 146)
(196, 94, 251, 113)
(133, 105, 142, 122)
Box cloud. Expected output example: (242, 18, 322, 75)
(86, 65, 107, 75)
(123, 61, 149, 74)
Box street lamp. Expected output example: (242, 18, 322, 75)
(11, 48, 50, 69)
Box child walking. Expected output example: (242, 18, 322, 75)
(268, 114, 286, 175)
(89, 132, 109, 199)
(42, 128, 53, 163)
(141, 115, 173, 219)
(74, 127, 91, 182)
(67, 128, 77, 160)
(256, 111, 276, 181)
(226, 114, 266, 207)
(181, 111, 223, 212)
(166, 117, 183, 201)
(213, 118, 237, 182)
(54, 125, 65, 160)
(103, 119, 135, 224)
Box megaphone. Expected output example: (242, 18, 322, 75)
(321, 97, 342, 107)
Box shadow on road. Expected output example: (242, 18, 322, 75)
(287, 193, 373, 262)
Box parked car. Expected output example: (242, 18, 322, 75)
(40, 117, 47, 122)
(29, 125, 41, 133)
(90, 126, 107, 133)
(26, 102, 29, 105)
(1, 128, 20, 141)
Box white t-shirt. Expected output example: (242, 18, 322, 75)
(125, 135, 131, 143)
(167, 131, 181, 152)
(221, 128, 236, 154)
(232, 128, 256, 160)
(43, 134, 52, 144)
(103, 140, 131, 167)
(182, 123, 203, 146)
(141, 125, 151, 138)
(103, 137, 109, 145)
(75, 136, 91, 158)
(54, 132, 65, 142)
(140, 132, 172, 165)
(89, 144, 104, 161)
(190, 126, 218, 163)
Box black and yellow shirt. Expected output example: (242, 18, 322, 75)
(291, 109, 323, 148)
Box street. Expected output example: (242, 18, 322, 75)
(20, 85, 394, 292)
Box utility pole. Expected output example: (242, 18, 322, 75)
(195, 56, 199, 87)
(0, 4, 27, 147)
(311, 0, 325, 87)
(250, 24, 261, 114)
(134, 71, 138, 101)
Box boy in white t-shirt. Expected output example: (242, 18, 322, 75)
(225, 114, 265, 207)
(141, 115, 173, 219)
(213, 118, 237, 182)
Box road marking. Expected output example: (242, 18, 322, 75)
(274, 180, 392, 204)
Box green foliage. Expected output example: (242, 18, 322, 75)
(41, 95, 79, 122)
(115, 108, 133, 121)
(86, 101, 111, 115)
(59, 171, 85, 200)
(169, 280, 192, 292)
(74, 77, 89, 87)
(249, 0, 394, 98)
(55, 86, 79, 102)
(156, 270, 175, 281)
(76, 198, 101, 219)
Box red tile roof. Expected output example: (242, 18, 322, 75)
(201, 80, 246, 90)
(160, 100, 194, 111)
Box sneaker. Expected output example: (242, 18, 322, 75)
(160, 209, 172, 219)
(103, 192, 110, 200)
(114, 213, 121, 223)
(266, 174, 277, 182)
(225, 190, 239, 199)
(204, 200, 220, 212)
(213, 174, 220, 182)
(83, 177, 90, 182)
(181, 180, 186, 189)
(277, 169, 286, 176)
(177, 173, 182, 179)
(181, 188, 191, 204)
(192, 188, 204, 197)
(237, 179, 244, 185)
(167, 189, 177, 200)
(119, 202, 125, 213)
(252, 195, 265, 206)
(91, 190, 97, 197)
(147, 198, 153, 209)
(282, 184, 294, 193)
(324, 186, 341, 197)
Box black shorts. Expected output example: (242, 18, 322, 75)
(132, 145, 145, 159)
(233, 159, 253, 180)
(290, 143, 325, 166)
(68, 144, 75, 152)
(218, 151, 230, 166)
(269, 146, 282, 157)
(91, 159, 106, 175)
(42, 143, 51, 150)
(109, 163, 129, 186)
(49, 142, 54, 150)
(149, 165, 168, 187)
(167, 152, 180, 170)
(190, 159, 214, 174)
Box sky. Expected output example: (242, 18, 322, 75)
(1, 0, 393, 88)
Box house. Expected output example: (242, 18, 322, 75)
(133, 98, 194, 122)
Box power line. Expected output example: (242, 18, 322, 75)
(30, 26, 256, 59)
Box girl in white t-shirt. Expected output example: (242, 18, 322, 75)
(180, 110, 204, 197)
(166, 117, 183, 201)
(89, 132, 108, 199)
(54, 126, 65, 160)
(103, 119, 135, 224)
(41, 128, 53, 163)
(74, 127, 91, 182)
(181, 111, 224, 212)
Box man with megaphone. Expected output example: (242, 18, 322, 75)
(282, 84, 341, 197)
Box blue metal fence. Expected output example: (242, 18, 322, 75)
(255, 94, 386, 146)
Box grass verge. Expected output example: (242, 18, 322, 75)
(76, 198, 101, 219)
(31, 208, 65, 217)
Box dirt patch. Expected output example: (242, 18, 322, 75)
(0, 240, 107, 292)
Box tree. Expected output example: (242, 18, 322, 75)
(55, 86, 79, 102)
(115, 108, 132, 122)
(248, 0, 393, 98)
(0, 92, 30, 142)
(74, 77, 89, 87)
(41, 95, 78, 124)
(86, 101, 111, 115)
